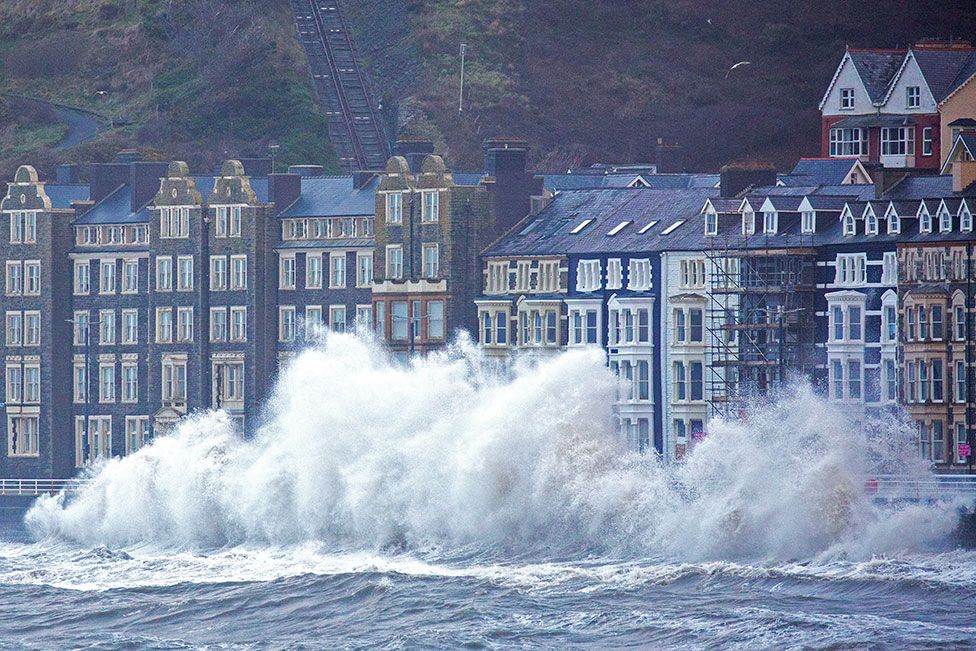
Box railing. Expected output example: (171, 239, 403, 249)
(0, 479, 89, 497)
(867, 474, 976, 500)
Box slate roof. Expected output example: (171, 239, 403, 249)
(789, 159, 859, 186)
(451, 172, 485, 187)
(848, 50, 906, 103)
(73, 185, 150, 225)
(543, 173, 719, 192)
(277, 175, 378, 218)
(45, 184, 89, 209)
(913, 49, 976, 102)
(276, 238, 373, 250)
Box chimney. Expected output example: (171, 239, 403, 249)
(268, 173, 301, 212)
(483, 138, 529, 176)
(395, 139, 434, 173)
(719, 161, 776, 198)
(238, 158, 273, 177)
(352, 170, 376, 189)
(89, 163, 129, 204)
(130, 161, 169, 212)
(655, 138, 685, 174)
(287, 165, 325, 178)
(865, 163, 909, 198)
(953, 159, 976, 193)
(114, 149, 140, 165)
(56, 164, 83, 184)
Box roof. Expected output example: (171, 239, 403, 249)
(277, 175, 378, 218)
(45, 184, 89, 209)
(949, 118, 976, 127)
(832, 114, 916, 129)
(848, 50, 906, 103)
(913, 49, 976, 102)
(451, 172, 485, 187)
(483, 188, 714, 257)
(789, 159, 860, 186)
(73, 185, 150, 225)
(542, 173, 718, 192)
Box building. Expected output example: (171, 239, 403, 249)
(819, 41, 976, 169)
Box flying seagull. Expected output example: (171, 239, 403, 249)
(725, 61, 752, 78)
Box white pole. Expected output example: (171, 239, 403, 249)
(459, 43, 467, 112)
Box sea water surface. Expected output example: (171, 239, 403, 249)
(1, 334, 973, 649)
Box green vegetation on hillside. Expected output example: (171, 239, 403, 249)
(0, 0, 338, 181)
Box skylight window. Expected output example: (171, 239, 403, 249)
(607, 220, 632, 236)
(661, 220, 685, 235)
(638, 220, 658, 234)
(519, 220, 540, 235)
(570, 219, 594, 234)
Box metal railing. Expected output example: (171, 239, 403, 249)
(867, 474, 976, 500)
(0, 479, 88, 497)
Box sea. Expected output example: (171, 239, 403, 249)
(0, 334, 972, 650)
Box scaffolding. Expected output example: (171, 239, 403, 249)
(704, 229, 818, 419)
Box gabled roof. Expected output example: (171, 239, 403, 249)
(788, 158, 870, 186)
(45, 184, 89, 209)
(912, 48, 976, 102)
(848, 49, 906, 103)
(940, 133, 976, 174)
(73, 185, 150, 225)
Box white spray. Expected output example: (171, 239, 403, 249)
(25, 333, 957, 560)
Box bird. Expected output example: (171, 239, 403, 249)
(707, 18, 712, 25)
(725, 61, 752, 79)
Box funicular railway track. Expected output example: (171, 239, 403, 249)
(291, 0, 390, 172)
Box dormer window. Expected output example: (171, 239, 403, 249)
(842, 207, 856, 236)
(742, 209, 755, 236)
(763, 211, 778, 234)
(938, 203, 952, 232)
(864, 205, 878, 235)
(705, 210, 718, 236)
(918, 205, 932, 233)
(801, 210, 816, 234)
(840, 88, 855, 110)
(886, 204, 900, 234)
(906, 86, 920, 109)
(961, 202, 973, 232)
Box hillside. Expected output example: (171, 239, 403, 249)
(1, 0, 975, 181)
(351, 0, 976, 172)
(0, 0, 338, 181)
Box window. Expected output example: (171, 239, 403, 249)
(919, 361, 929, 402)
(864, 207, 878, 235)
(847, 360, 861, 400)
(763, 211, 778, 234)
(386, 192, 403, 224)
(932, 360, 944, 402)
(329, 305, 346, 332)
(159, 206, 189, 238)
(832, 359, 844, 399)
(884, 358, 897, 402)
(8, 212, 23, 243)
(428, 301, 445, 339)
(922, 127, 933, 156)
(881, 252, 897, 285)
(537, 261, 560, 293)
(832, 306, 844, 342)
(907, 361, 916, 402)
(931, 305, 943, 340)
(24, 261, 39, 295)
(421, 191, 439, 223)
(5, 364, 22, 404)
(230, 307, 247, 342)
(742, 209, 756, 235)
(674, 419, 687, 440)
(886, 206, 900, 234)
(99, 310, 115, 345)
(75, 416, 112, 466)
(545, 310, 557, 344)
(280, 256, 296, 289)
(73, 311, 89, 346)
(881, 127, 915, 156)
(606, 259, 622, 290)
(161, 357, 187, 406)
(690, 308, 703, 343)
(75, 260, 91, 296)
(884, 304, 897, 342)
(386, 245, 403, 280)
(156, 257, 173, 291)
(962, 204, 973, 232)
(570, 219, 594, 234)
(829, 128, 866, 156)
(155, 308, 173, 343)
(5, 312, 22, 346)
(357, 253, 373, 288)
(918, 306, 927, 341)
(848, 305, 862, 341)
(23, 365, 39, 403)
(177, 256, 193, 291)
(122, 310, 138, 345)
(125, 417, 148, 455)
(957, 423, 969, 463)
(496, 312, 508, 345)
(919, 206, 932, 233)
(307, 306, 324, 336)
(907, 307, 915, 342)
(906, 86, 920, 109)
(356, 305, 372, 327)
(690, 361, 704, 401)
(956, 305, 967, 341)
(24, 311, 39, 347)
(24, 212, 36, 243)
(279, 306, 296, 342)
(422, 243, 439, 278)
(306, 254, 323, 289)
(843, 209, 856, 236)
(5, 261, 21, 295)
(705, 211, 718, 236)
(801, 211, 815, 234)
(122, 260, 138, 293)
(674, 362, 687, 401)
(516, 261, 532, 291)
(576, 260, 601, 291)
(636, 361, 650, 401)
(213, 362, 244, 405)
(675, 309, 686, 343)
(99, 260, 116, 294)
(177, 307, 193, 342)
(834, 254, 866, 286)
(210, 307, 227, 342)
(210, 256, 227, 290)
(391, 302, 408, 340)
(932, 421, 945, 463)
(230, 255, 247, 290)
(627, 259, 652, 291)
(99, 362, 115, 403)
(840, 88, 854, 110)
(8, 415, 38, 457)
(957, 361, 967, 403)
(324, 253, 345, 288)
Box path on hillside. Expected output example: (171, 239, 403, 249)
(3, 94, 108, 151)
